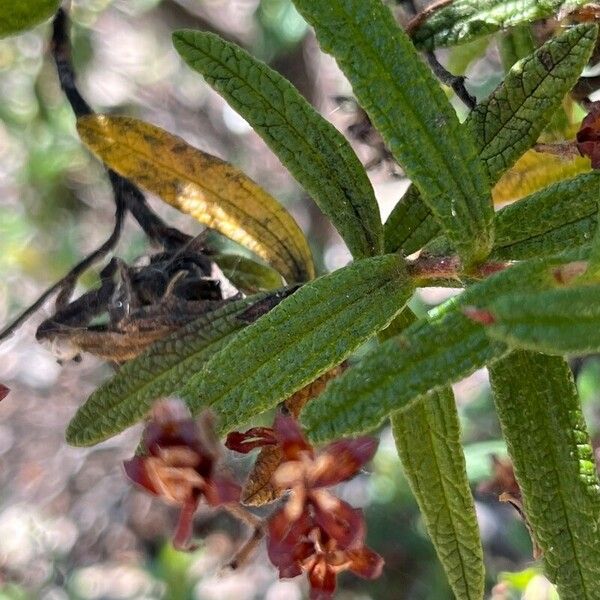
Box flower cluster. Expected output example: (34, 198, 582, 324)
(124, 403, 382, 598)
(227, 414, 383, 599)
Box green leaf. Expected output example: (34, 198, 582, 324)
(385, 23, 597, 256)
(0, 0, 59, 38)
(480, 282, 600, 355)
(384, 312, 484, 600)
(172, 30, 383, 260)
(492, 172, 600, 260)
(212, 254, 285, 293)
(66, 292, 289, 446)
(410, 0, 587, 50)
(292, 0, 494, 267)
(469, 23, 597, 184)
(182, 254, 413, 433)
(489, 352, 600, 600)
(392, 388, 484, 600)
(302, 251, 588, 442)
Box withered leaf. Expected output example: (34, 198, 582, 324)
(76, 115, 315, 284)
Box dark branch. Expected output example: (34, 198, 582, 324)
(425, 52, 476, 110)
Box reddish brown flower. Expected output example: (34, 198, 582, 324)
(124, 400, 240, 550)
(267, 506, 383, 599)
(229, 415, 377, 548)
(0, 385, 9, 401)
(577, 101, 600, 168)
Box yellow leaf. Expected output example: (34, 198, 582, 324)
(77, 115, 315, 283)
(492, 149, 591, 205)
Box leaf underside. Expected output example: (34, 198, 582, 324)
(489, 352, 600, 600)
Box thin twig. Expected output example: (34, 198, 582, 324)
(425, 52, 476, 110)
(222, 504, 265, 571)
(52, 8, 191, 250)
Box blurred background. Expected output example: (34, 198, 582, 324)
(0, 1, 599, 598)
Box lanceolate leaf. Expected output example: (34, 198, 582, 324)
(392, 389, 484, 600)
(181, 254, 413, 434)
(492, 172, 600, 260)
(410, 0, 587, 50)
(0, 0, 60, 38)
(212, 254, 284, 293)
(384, 23, 597, 255)
(293, 0, 494, 267)
(471, 23, 597, 184)
(302, 252, 588, 442)
(480, 283, 600, 355)
(489, 352, 600, 600)
(77, 115, 314, 284)
(384, 312, 484, 600)
(172, 31, 383, 260)
(66, 292, 290, 447)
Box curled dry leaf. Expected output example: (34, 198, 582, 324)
(0, 384, 9, 401)
(241, 365, 346, 506)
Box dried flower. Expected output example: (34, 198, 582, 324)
(267, 506, 383, 599)
(124, 400, 240, 550)
(577, 101, 600, 168)
(229, 415, 383, 596)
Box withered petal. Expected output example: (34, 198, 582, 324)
(311, 437, 377, 488)
(123, 457, 159, 496)
(225, 427, 277, 454)
(348, 546, 385, 580)
(172, 496, 200, 551)
(273, 414, 314, 461)
(308, 557, 337, 600)
(312, 493, 365, 549)
(203, 473, 241, 506)
(267, 508, 315, 572)
(0, 384, 9, 401)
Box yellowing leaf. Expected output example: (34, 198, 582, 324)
(77, 115, 315, 283)
(492, 150, 590, 205)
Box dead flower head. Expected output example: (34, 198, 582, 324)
(124, 400, 240, 550)
(227, 414, 383, 597)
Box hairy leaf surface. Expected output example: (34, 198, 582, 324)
(410, 0, 587, 50)
(490, 352, 600, 600)
(293, 0, 494, 266)
(392, 389, 484, 600)
(172, 30, 383, 259)
(0, 0, 60, 37)
(302, 252, 589, 441)
(385, 24, 596, 255)
(77, 115, 314, 283)
(66, 293, 288, 447)
(492, 172, 600, 260)
(384, 312, 484, 600)
(481, 283, 600, 354)
(182, 255, 413, 433)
